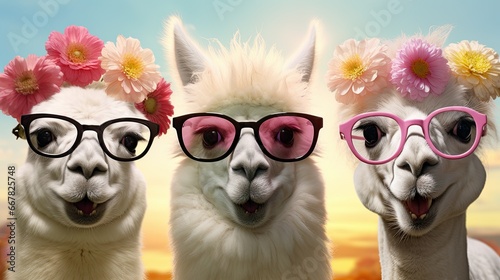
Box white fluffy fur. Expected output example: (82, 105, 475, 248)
(341, 28, 500, 279)
(8, 87, 147, 280)
(164, 16, 332, 280)
(164, 16, 316, 114)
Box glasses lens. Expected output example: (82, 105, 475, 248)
(350, 116, 401, 163)
(259, 115, 316, 160)
(103, 121, 152, 160)
(429, 110, 478, 156)
(27, 117, 78, 156)
(179, 116, 236, 160)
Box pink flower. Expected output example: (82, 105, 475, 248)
(45, 25, 105, 87)
(0, 55, 63, 121)
(100, 35, 162, 103)
(390, 38, 450, 101)
(135, 78, 174, 136)
(326, 38, 391, 104)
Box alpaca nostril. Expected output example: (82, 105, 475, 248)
(396, 136, 440, 177)
(68, 164, 107, 180)
(420, 159, 438, 174)
(397, 156, 438, 177)
(66, 139, 109, 180)
(398, 162, 412, 173)
(230, 133, 270, 181)
(232, 162, 269, 181)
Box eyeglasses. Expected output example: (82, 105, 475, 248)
(173, 112, 323, 162)
(339, 106, 487, 165)
(21, 113, 160, 162)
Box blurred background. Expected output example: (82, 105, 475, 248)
(1, 1, 499, 279)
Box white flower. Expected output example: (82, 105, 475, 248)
(326, 38, 390, 104)
(100, 35, 161, 103)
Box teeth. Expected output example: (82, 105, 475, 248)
(90, 210, 96, 216)
(409, 212, 429, 220)
(77, 210, 84, 216)
(93, 203, 97, 209)
(408, 198, 433, 221)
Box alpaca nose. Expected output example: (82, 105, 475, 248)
(230, 131, 270, 180)
(396, 134, 439, 177)
(67, 136, 108, 180)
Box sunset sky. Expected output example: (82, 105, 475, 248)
(1, 0, 499, 277)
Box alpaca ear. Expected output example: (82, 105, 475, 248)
(425, 25, 453, 47)
(165, 16, 207, 86)
(285, 21, 317, 83)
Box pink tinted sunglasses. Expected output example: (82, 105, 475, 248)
(339, 106, 488, 165)
(173, 112, 323, 162)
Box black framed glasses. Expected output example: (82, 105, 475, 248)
(21, 113, 160, 162)
(173, 112, 323, 162)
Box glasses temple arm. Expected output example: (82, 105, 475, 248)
(340, 132, 365, 141)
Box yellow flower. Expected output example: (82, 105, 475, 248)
(445, 40, 500, 101)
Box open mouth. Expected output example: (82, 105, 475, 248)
(233, 199, 267, 227)
(239, 199, 263, 214)
(65, 195, 106, 225)
(404, 193, 433, 220)
(73, 196, 99, 216)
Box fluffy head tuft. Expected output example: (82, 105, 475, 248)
(164, 16, 315, 113)
(185, 35, 307, 112)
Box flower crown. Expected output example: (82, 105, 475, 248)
(0, 25, 174, 136)
(326, 29, 500, 104)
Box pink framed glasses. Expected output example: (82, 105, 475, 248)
(339, 106, 488, 165)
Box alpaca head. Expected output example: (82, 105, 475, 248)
(166, 17, 321, 229)
(349, 87, 492, 237)
(333, 27, 498, 237)
(19, 86, 157, 231)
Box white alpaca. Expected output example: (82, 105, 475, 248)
(337, 35, 500, 278)
(8, 87, 149, 280)
(164, 17, 332, 280)
(349, 89, 500, 279)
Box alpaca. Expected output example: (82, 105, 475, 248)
(347, 89, 500, 279)
(163, 16, 332, 280)
(334, 30, 500, 279)
(8, 86, 154, 280)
